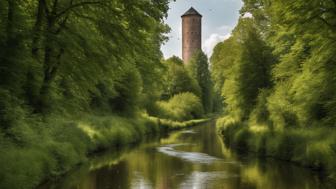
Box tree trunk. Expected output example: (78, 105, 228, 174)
(32, 0, 46, 58)
(6, 0, 14, 41)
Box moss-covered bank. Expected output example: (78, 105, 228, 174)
(0, 114, 208, 189)
(217, 116, 336, 181)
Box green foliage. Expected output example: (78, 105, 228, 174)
(238, 0, 336, 129)
(108, 67, 142, 115)
(0, 114, 161, 189)
(161, 56, 201, 99)
(0, 89, 25, 130)
(211, 18, 274, 120)
(0, 1, 199, 188)
(214, 0, 336, 179)
(213, 2, 336, 126)
(188, 51, 214, 113)
(0, 0, 170, 115)
(146, 115, 209, 131)
(217, 117, 336, 176)
(155, 92, 204, 121)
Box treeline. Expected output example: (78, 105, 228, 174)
(151, 52, 214, 121)
(0, 0, 214, 126)
(212, 0, 336, 179)
(0, 1, 171, 188)
(0, 0, 171, 121)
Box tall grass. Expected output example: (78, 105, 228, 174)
(0, 114, 160, 189)
(217, 115, 336, 180)
(0, 111, 209, 189)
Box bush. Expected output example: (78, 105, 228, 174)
(0, 89, 25, 130)
(217, 117, 336, 179)
(155, 92, 204, 121)
(234, 127, 250, 151)
(0, 114, 161, 189)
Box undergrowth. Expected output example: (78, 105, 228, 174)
(217, 116, 336, 180)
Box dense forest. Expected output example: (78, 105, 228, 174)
(0, 1, 213, 188)
(212, 0, 336, 180)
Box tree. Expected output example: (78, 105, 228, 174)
(188, 51, 213, 113)
(211, 18, 274, 120)
(161, 56, 201, 99)
(228, 0, 336, 128)
(0, 0, 171, 125)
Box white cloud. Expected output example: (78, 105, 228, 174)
(161, 0, 243, 59)
(242, 12, 253, 18)
(217, 25, 233, 33)
(203, 33, 231, 57)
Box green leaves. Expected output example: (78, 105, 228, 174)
(211, 18, 274, 120)
(215, 0, 336, 129)
(0, 0, 170, 116)
(188, 51, 213, 113)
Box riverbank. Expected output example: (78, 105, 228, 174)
(39, 119, 335, 189)
(0, 114, 209, 189)
(216, 116, 336, 181)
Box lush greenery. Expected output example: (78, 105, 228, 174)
(0, 0, 171, 117)
(160, 56, 201, 100)
(155, 92, 204, 121)
(212, 0, 336, 179)
(0, 0, 216, 188)
(152, 55, 214, 119)
(0, 113, 210, 189)
(187, 50, 214, 113)
(0, 115, 157, 189)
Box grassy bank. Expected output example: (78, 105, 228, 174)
(217, 116, 336, 180)
(0, 114, 208, 189)
(147, 115, 210, 131)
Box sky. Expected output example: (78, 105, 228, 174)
(161, 0, 243, 59)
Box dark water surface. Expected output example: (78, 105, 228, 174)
(40, 121, 334, 189)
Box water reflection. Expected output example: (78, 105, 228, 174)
(157, 144, 222, 164)
(40, 121, 335, 189)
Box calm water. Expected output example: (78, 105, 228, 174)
(40, 121, 334, 189)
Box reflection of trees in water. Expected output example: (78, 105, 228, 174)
(41, 123, 334, 189)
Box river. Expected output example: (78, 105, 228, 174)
(40, 121, 334, 189)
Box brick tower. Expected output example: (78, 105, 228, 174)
(182, 7, 202, 64)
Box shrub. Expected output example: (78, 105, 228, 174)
(155, 92, 204, 121)
(0, 89, 25, 131)
(0, 114, 161, 189)
(234, 127, 250, 151)
(217, 116, 336, 179)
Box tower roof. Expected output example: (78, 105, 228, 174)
(181, 7, 202, 17)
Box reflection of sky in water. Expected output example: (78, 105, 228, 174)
(158, 144, 222, 164)
(131, 171, 239, 189)
(131, 172, 152, 189)
(40, 123, 335, 189)
(180, 171, 239, 189)
(179, 130, 197, 134)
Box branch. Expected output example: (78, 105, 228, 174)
(49, 48, 64, 79)
(54, 15, 69, 34)
(56, 1, 103, 18)
(73, 10, 97, 23)
(318, 16, 336, 29)
(51, 0, 59, 15)
(43, 0, 50, 17)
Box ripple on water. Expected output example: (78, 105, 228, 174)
(180, 130, 197, 134)
(157, 144, 222, 164)
(131, 172, 153, 189)
(180, 171, 239, 189)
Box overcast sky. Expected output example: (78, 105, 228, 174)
(161, 0, 243, 59)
